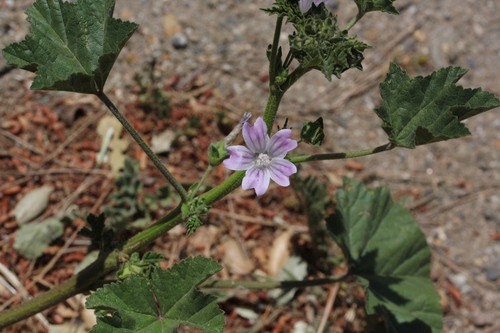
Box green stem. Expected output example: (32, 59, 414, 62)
(269, 16, 284, 86)
(189, 165, 212, 200)
(96, 92, 189, 202)
(0, 172, 246, 328)
(0, 15, 298, 328)
(201, 275, 347, 290)
(281, 66, 310, 92)
(344, 12, 364, 31)
(0, 77, 275, 328)
(262, 92, 283, 133)
(290, 142, 394, 164)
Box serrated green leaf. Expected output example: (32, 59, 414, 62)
(2, 0, 137, 93)
(327, 178, 442, 333)
(375, 63, 500, 148)
(87, 256, 224, 333)
(354, 0, 399, 15)
(14, 218, 64, 259)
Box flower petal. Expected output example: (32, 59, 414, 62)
(243, 117, 268, 153)
(267, 129, 298, 159)
(268, 158, 297, 187)
(242, 166, 271, 196)
(223, 145, 254, 170)
(299, 0, 313, 13)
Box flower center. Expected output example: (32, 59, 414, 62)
(254, 153, 272, 167)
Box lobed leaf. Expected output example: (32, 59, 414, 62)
(375, 63, 500, 148)
(2, 0, 137, 93)
(264, 0, 369, 81)
(354, 0, 398, 15)
(87, 256, 224, 333)
(328, 178, 442, 332)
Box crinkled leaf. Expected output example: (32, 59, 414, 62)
(14, 218, 64, 259)
(354, 0, 398, 14)
(264, 0, 369, 81)
(327, 178, 442, 333)
(375, 63, 500, 148)
(2, 0, 137, 93)
(87, 256, 224, 333)
(289, 8, 368, 80)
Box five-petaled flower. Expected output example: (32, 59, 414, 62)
(223, 117, 298, 196)
(298, 0, 334, 13)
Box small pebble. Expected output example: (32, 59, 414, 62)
(485, 264, 500, 282)
(449, 273, 471, 294)
(172, 32, 188, 50)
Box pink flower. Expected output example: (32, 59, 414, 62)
(223, 117, 298, 196)
(298, 0, 334, 13)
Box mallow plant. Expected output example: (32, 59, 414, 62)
(1, 0, 499, 332)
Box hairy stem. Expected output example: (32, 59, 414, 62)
(290, 142, 395, 163)
(263, 92, 283, 133)
(0, 171, 246, 328)
(96, 91, 189, 202)
(0, 14, 295, 329)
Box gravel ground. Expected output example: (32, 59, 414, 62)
(1, 1, 499, 332)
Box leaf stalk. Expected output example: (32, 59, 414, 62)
(96, 91, 189, 202)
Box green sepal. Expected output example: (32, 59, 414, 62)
(300, 117, 325, 146)
(208, 141, 229, 167)
(117, 252, 163, 280)
(182, 197, 210, 234)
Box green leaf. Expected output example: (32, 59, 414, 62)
(264, 0, 369, 81)
(87, 256, 224, 333)
(375, 63, 500, 148)
(289, 9, 369, 80)
(14, 217, 64, 259)
(354, 0, 399, 15)
(300, 117, 325, 146)
(327, 178, 442, 333)
(2, 0, 137, 93)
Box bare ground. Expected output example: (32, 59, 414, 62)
(0, 1, 499, 332)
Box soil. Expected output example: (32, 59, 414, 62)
(0, 1, 499, 333)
